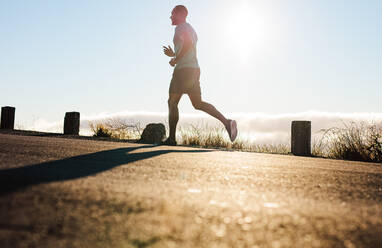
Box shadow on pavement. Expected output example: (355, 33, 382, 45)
(0, 145, 211, 195)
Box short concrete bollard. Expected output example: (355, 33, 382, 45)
(1, 106, 16, 130)
(291, 120, 311, 156)
(64, 112, 80, 135)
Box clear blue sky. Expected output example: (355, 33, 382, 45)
(1, 0, 381, 124)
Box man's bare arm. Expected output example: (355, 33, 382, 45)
(169, 32, 192, 66)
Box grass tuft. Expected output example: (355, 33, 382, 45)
(91, 124, 112, 138)
(89, 118, 142, 140)
(179, 123, 290, 154)
(313, 121, 382, 163)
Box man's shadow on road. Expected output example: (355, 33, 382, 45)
(0, 145, 211, 196)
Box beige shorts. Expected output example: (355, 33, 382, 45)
(169, 68, 201, 95)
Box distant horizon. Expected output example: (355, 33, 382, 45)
(14, 109, 382, 144)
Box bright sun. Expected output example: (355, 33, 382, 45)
(225, 4, 266, 59)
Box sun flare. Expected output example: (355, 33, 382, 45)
(225, 4, 267, 59)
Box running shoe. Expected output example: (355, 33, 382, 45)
(161, 138, 177, 146)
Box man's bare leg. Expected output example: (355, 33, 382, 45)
(189, 93, 238, 141)
(188, 93, 229, 128)
(167, 93, 183, 142)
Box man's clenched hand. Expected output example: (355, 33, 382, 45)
(163, 45, 175, 57)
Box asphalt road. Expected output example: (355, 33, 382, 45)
(0, 133, 381, 248)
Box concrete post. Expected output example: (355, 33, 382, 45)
(1, 106, 16, 130)
(64, 112, 80, 135)
(291, 120, 311, 156)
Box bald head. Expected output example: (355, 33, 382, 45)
(173, 5, 188, 18)
(170, 5, 188, 25)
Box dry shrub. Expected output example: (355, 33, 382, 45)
(90, 123, 112, 138)
(179, 123, 290, 154)
(250, 143, 290, 154)
(89, 118, 142, 140)
(314, 121, 382, 163)
(180, 124, 229, 148)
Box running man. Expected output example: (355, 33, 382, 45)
(162, 5, 237, 146)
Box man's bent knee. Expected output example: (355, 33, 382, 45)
(192, 100, 205, 110)
(192, 103, 202, 110)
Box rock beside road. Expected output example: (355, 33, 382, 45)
(139, 123, 166, 144)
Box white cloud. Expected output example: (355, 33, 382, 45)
(19, 111, 382, 144)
